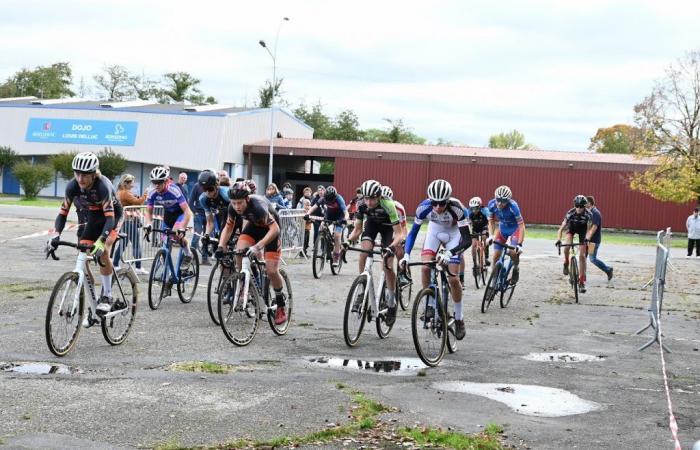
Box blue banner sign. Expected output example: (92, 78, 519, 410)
(25, 118, 138, 146)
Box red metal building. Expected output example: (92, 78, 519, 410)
(245, 138, 693, 232)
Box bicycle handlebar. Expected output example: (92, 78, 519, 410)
(344, 245, 395, 270)
(45, 240, 95, 261)
(556, 241, 589, 256)
(405, 260, 457, 277)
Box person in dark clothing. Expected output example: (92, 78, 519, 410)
(586, 196, 613, 281)
(189, 173, 209, 265)
(311, 185, 326, 242)
(176, 172, 190, 199)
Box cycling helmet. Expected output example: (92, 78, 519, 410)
(360, 180, 382, 198)
(198, 170, 217, 189)
(468, 196, 482, 208)
(245, 179, 257, 194)
(574, 194, 587, 207)
(324, 186, 337, 201)
(494, 185, 512, 200)
(150, 166, 170, 182)
(427, 179, 452, 202)
(72, 152, 99, 173)
(230, 181, 251, 199)
(381, 186, 393, 199)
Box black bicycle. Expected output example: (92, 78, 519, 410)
(557, 240, 588, 303)
(482, 241, 519, 313)
(309, 216, 346, 278)
(203, 234, 238, 325)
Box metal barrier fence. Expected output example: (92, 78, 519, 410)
(278, 208, 305, 254)
(636, 227, 672, 352)
(115, 205, 164, 265)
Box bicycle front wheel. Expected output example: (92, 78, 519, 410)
(499, 263, 516, 308)
(343, 275, 368, 347)
(102, 269, 138, 345)
(375, 281, 393, 339)
(482, 263, 501, 313)
(398, 265, 413, 311)
(218, 273, 259, 346)
(570, 256, 579, 303)
(330, 245, 344, 275)
(207, 260, 225, 325)
(266, 268, 293, 335)
(46, 272, 84, 357)
(411, 287, 446, 367)
(177, 251, 200, 303)
(148, 250, 167, 310)
(312, 234, 327, 279)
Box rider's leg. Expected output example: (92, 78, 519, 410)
(448, 261, 463, 316)
(383, 256, 397, 307)
(333, 227, 342, 262)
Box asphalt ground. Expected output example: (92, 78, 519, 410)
(0, 205, 699, 449)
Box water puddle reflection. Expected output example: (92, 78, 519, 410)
(523, 352, 606, 363)
(308, 357, 426, 375)
(0, 362, 79, 375)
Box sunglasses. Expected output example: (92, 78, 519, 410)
(496, 198, 509, 204)
(152, 180, 165, 186)
(431, 200, 447, 207)
(205, 186, 216, 193)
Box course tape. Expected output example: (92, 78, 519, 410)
(0, 223, 82, 244)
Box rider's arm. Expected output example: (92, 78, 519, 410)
(337, 196, 348, 222)
(556, 219, 567, 241)
(98, 183, 116, 240)
(389, 223, 403, 249)
(448, 210, 472, 255)
(179, 202, 193, 230)
(258, 220, 280, 249)
(54, 192, 73, 234)
(404, 221, 421, 255)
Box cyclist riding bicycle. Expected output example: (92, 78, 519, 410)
(143, 166, 194, 263)
(305, 185, 348, 266)
(400, 179, 471, 340)
(198, 169, 239, 250)
(347, 187, 362, 221)
(555, 194, 593, 293)
(468, 196, 491, 266)
(487, 185, 525, 285)
(214, 182, 288, 325)
(345, 180, 403, 326)
(51, 152, 123, 315)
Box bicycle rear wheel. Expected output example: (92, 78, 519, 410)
(148, 250, 167, 310)
(398, 265, 413, 311)
(411, 287, 446, 367)
(343, 275, 368, 347)
(102, 269, 138, 345)
(266, 268, 293, 335)
(312, 234, 327, 279)
(177, 251, 200, 303)
(207, 260, 225, 325)
(500, 263, 516, 308)
(444, 287, 457, 354)
(472, 252, 481, 289)
(375, 281, 394, 339)
(46, 272, 84, 357)
(218, 273, 259, 346)
(330, 245, 344, 275)
(570, 256, 579, 303)
(481, 262, 501, 313)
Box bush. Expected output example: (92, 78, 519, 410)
(13, 161, 55, 199)
(97, 147, 127, 181)
(50, 151, 77, 180)
(0, 146, 19, 170)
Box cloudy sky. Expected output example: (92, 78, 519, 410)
(2, 0, 699, 151)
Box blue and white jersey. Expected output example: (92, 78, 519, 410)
(414, 198, 469, 228)
(487, 198, 523, 229)
(146, 183, 188, 214)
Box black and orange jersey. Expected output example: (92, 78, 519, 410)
(55, 175, 120, 239)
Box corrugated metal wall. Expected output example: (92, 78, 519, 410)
(335, 157, 692, 232)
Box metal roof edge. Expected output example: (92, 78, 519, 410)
(229, 107, 314, 132)
(0, 103, 232, 117)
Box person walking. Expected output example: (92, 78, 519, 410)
(176, 171, 190, 199)
(297, 186, 313, 257)
(586, 196, 613, 280)
(686, 207, 700, 257)
(113, 174, 149, 275)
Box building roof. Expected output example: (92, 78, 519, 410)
(245, 138, 656, 171)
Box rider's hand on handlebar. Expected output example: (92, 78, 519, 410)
(399, 254, 410, 268)
(515, 244, 523, 254)
(143, 224, 152, 234)
(90, 238, 106, 259)
(246, 244, 261, 257)
(486, 237, 493, 247)
(214, 246, 225, 260)
(436, 249, 452, 265)
(49, 234, 60, 248)
(175, 228, 186, 237)
(555, 239, 562, 247)
(303, 214, 310, 221)
(342, 240, 351, 249)
(381, 247, 395, 258)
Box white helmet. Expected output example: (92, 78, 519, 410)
(381, 185, 393, 199)
(72, 152, 99, 173)
(360, 180, 382, 198)
(468, 196, 482, 208)
(494, 185, 512, 200)
(150, 166, 170, 182)
(427, 179, 452, 202)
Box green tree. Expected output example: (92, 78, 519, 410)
(130, 72, 160, 101)
(488, 129, 534, 150)
(294, 102, 333, 139)
(12, 161, 54, 199)
(257, 78, 284, 108)
(97, 148, 128, 181)
(0, 146, 19, 172)
(362, 119, 426, 144)
(319, 161, 335, 174)
(93, 64, 135, 101)
(0, 62, 75, 98)
(330, 110, 362, 141)
(631, 50, 700, 203)
(589, 124, 645, 154)
(50, 151, 77, 180)
(158, 72, 202, 103)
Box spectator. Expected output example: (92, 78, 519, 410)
(311, 185, 326, 241)
(347, 187, 362, 221)
(113, 174, 148, 275)
(189, 175, 210, 265)
(282, 187, 294, 209)
(219, 175, 230, 187)
(586, 196, 613, 281)
(217, 169, 228, 180)
(297, 186, 313, 256)
(265, 183, 286, 209)
(686, 207, 700, 257)
(176, 171, 190, 199)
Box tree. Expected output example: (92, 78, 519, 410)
(50, 151, 77, 180)
(0, 62, 75, 98)
(631, 50, 700, 203)
(257, 78, 284, 108)
(130, 72, 160, 101)
(488, 130, 534, 150)
(589, 124, 645, 154)
(158, 72, 202, 103)
(97, 148, 128, 181)
(0, 146, 18, 172)
(12, 161, 54, 199)
(362, 119, 426, 144)
(93, 65, 135, 101)
(330, 110, 362, 141)
(294, 102, 333, 139)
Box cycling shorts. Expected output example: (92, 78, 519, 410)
(78, 206, 122, 244)
(361, 220, 393, 248)
(164, 210, 187, 230)
(494, 225, 523, 250)
(422, 222, 461, 264)
(566, 229, 586, 244)
(239, 222, 281, 261)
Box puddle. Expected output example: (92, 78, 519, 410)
(433, 381, 602, 417)
(523, 352, 607, 363)
(0, 362, 80, 375)
(308, 357, 426, 375)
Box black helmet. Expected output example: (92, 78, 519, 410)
(324, 186, 337, 201)
(198, 170, 217, 189)
(574, 194, 587, 207)
(230, 181, 251, 199)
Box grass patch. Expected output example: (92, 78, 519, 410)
(153, 438, 184, 450)
(21, 414, 31, 421)
(0, 196, 61, 208)
(169, 361, 234, 374)
(399, 425, 504, 450)
(335, 382, 347, 390)
(525, 225, 686, 248)
(484, 423, 504, 436)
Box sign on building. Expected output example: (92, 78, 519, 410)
(25, 118, 138, 146)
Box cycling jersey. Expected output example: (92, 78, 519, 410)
(147, 182, 189, 228)
(199, 187, 230, 231)
(468, 207, 490, 233)
(404, 198, 471, 262)
(309, 194, 347, 221)
(355, 198, 400, 226)
(226, 195, 281, 259)
(564, 208, 592, 240)
(393, 200, 407, 226)
(487, 199, 524, 229)
(55, 175, 122, 242)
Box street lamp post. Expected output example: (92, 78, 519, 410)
(259, 17, 289, 187)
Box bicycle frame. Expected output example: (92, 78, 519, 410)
(155, 230, 186, 285)
(357, 252, 387, 320)
(228, 253, 277, 318)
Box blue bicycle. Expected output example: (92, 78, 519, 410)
(482, 241, 519, 313)
(147, 228, 200, 310)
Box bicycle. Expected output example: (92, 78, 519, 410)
(146, 228, 200, 310)
(342, 244, 396, 347)
(397, 257, 413, 311)
(406, 255, 459, 367)
(557, 241, 588, 303)
(309, 216, 346, 278)
(44, 237, 138, 356)
(204, 234, 238, 325)
(481, 241, 519, 313)
(217, 249, 293, 346)
(470, 232, 489, 289)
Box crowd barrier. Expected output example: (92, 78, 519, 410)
(115, 205, 164, 265)
(278, 208, 306, 254)
(636, 227, 672, 352)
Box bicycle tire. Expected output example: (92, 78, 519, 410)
(177, 251, 200, 303)
(101, 269, 138, 345)
(444, 286, 457, 354)
(46, 272, 84, 357)
(375, 280, 394, 339)
(472, 252, 481, 289)
(266, 268, 293, 335)
(148, 250, 167, 310)
(343, 275, 368, 347)
(411, 287, 446, 367)
(312, 233, 327, 279)
(398, 265, 413, 311)
(481, 262, 501, 313)
(218, 272, 259, 346)
(499, 263, 516, 308)
(207, 260, 224, 325)
(479, 246, 487, 286)
(330, 245, 344, 275)
(570, 255, 579, 304)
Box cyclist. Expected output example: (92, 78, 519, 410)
(381, 185, 410, 287)
(305, 185, 348, 266)
(198, 169, 239, 252)
(143, 166, 194, 263)
(51, 152, 123, 315)
(487, 185, 525, 285)
(555, 194, 593, 293)
(214, 182, 288, 325)
(345, 180, 403, 326)
(347, 187, 362, 221)
(468, 196, 491, 267)
(400, 179, 471, 340)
